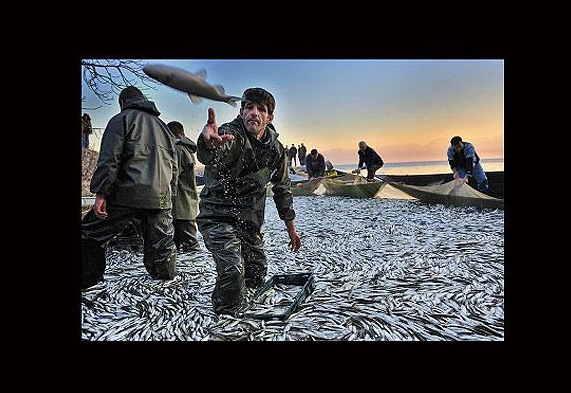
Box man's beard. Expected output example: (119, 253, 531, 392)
(245, 121, 265, 136)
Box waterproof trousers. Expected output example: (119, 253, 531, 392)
(173, 219, 200, 252)
(81, 204, 177, 289)
(198, 220, 266, 315)
(366, 163, 382, 180)
(457, 162, 489, 191)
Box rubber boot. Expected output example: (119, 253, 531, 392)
(81, 239, 106, 289)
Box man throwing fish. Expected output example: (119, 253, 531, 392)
(197, 87, 301, 316)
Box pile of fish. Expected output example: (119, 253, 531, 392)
(81, 197, 504, 341)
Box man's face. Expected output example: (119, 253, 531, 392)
(240, 100, 274, 137)
(453, 142, 464, 152)
(359, 145, 366, 152)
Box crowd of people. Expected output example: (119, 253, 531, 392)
(285, 140, 385, 181)
(285, 143, 306, 169)
(81, 84, 490, 317)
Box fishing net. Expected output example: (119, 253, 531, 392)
(374, 183, 417, 200)
(389, 180, 504, 208)
(321, 175, 384, 198)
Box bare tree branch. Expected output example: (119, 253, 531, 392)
(81, 59, 159, 106)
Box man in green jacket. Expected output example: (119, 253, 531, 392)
(167, 121, 200, 252)
(197, 87, 302, 316)
(81, 86, 179, 289)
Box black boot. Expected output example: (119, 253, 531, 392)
(81, 239, 106, 289)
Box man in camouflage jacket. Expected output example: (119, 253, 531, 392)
(197, 87, 301, 315)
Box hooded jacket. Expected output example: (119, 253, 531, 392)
(90, 97, 178, 209)
(172, 136, 198, 220)
(196, 116, 295, 230)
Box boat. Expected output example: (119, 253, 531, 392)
(290, 178, 324, 196)
(287, 171, 385, 198)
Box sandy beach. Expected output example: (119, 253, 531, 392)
(81, 195, 504, 341)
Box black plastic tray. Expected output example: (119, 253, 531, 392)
(240, 272, 315, 321)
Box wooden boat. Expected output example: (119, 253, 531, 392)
(290, 178, 324, 196)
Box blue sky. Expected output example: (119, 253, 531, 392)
(81, 59, 503, 165)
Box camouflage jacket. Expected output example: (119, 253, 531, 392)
(196, 116, 295, 229)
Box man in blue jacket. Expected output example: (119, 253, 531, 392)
(447, 136, 489, 192)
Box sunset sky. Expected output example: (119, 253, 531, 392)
(81, 59, 503, 165)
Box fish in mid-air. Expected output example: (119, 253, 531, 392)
(143, 63, 241, 107)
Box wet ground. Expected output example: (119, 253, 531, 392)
(81, 196, 504, 341)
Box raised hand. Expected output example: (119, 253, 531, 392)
(202, 108, 235, 148)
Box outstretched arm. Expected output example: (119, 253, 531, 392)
(197, 108, 239, 165)
(357, 151, 364, 169)
(447, 147, 457, 175)
(201, 108, 235, 148)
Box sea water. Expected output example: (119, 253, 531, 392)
(334, 158, 504, 176)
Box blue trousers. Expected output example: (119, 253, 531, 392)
(456, 162, 489, 191)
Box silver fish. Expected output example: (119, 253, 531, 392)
(143, 64, 241, 107)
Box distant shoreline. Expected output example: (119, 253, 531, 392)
(332, 157, 504, 167)
(337, 158, 503, 176)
